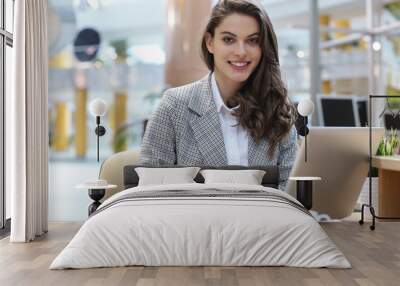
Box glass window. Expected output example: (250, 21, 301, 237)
(0, 37, 3, 228)
(0, 1, 3, 29)
(5, 0, 13, 33)
(1, 0, 13, 229)
(5, 44, 11, 219)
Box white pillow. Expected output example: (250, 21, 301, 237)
(200, 169, 266, 185)
(135, 167, 200, 186)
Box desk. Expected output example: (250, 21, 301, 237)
(372, 155, 400, 217)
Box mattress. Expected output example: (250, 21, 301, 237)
(50, 183, 351, 269)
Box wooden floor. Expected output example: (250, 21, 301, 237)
(0, 216, 399, 286)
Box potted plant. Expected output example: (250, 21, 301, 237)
(376, 128, 399, 156)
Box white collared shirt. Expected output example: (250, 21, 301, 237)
(211, 73, 249, 166)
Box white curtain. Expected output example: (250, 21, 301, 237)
(7, 0, 49, 242)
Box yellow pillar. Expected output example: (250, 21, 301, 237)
(49, 50, 73, 69)
(53, 102, 70, 151)
(333, 19, 352, 51)
(75, 88, 87, 158)
(321, 80, 332, 95)
(393, 38, 400, 55)
(319, 15, 330, 41)
(359, 37, 368, 50)
(108, 103, 115, 131)
(113, 91, 128, 152)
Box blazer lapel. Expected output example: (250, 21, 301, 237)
(188, 74, 227, 166)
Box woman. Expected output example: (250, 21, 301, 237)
(139, 0, 297, 191)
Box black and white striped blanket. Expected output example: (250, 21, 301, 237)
(92, 189, 312, 218)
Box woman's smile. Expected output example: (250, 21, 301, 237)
(228, 60, 252, 72)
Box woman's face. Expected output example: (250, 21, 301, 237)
(206, 13, 262, 86)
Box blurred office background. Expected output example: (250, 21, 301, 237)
(40, 0, 400, 220)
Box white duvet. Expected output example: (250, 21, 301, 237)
(50, 183, 351, 269)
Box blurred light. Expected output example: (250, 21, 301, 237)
(106, 47, 117, 61)
(89, 98, 107, 117)
(168, 6, 176, 28)
(296, 50, 305, 58)
(130, 45, 165, 65)
(297, 98, 315, 117)
(372, 41, 381, 52)
(87, 0, 100, 9)
(94, 61, 103, 69)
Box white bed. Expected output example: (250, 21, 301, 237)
(50, 183, 350, 269)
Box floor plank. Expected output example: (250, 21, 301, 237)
(0, 217, 399, 286)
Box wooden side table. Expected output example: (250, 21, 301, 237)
(76, 183, 117, 216)
(371, 155, 400, 218)
(289, 177, 321, 210)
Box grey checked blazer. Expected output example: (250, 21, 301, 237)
(139, 73, 298, 190)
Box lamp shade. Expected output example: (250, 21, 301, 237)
(297, 98, 314, 117)
(89, 98, 107, 117)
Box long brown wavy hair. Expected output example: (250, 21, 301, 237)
(201, 0, 296, 158)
